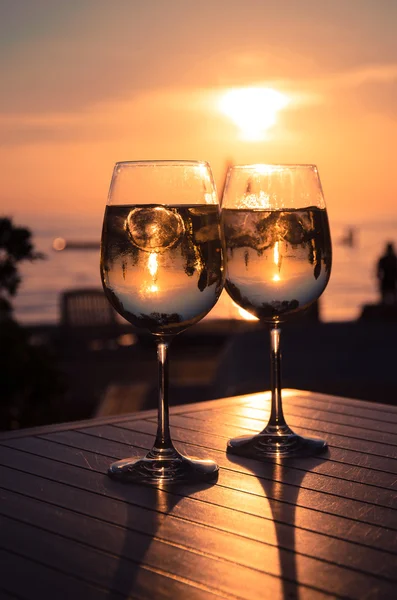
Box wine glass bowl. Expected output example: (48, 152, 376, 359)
(100, 160, 224, 483)
(221, 164, 332, 458)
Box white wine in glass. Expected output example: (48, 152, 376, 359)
(221, 164, 332, 458)
(101, 160, 224, 483)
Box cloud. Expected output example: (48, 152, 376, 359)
(266, 63, 397, 117)
(2, 59, 396, 150)
(309, 64, 397, 117)
(0, 87, 214, 146)
(347, 79, 397, 118)
(1, 0, 397, 117)
(317, 64, 397, 91)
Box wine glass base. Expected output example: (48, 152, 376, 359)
(108, 448, 219, 485)
(227, 432, 328, 459)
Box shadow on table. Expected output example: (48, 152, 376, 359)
(227, 452, 329, 600)
(103, 479, 216, 599)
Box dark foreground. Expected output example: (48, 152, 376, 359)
(51, 317, 397, 425)
(3, 315, 397, 432)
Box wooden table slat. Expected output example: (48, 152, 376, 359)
(175, 406, 397, 448)
(1, 477, 396, 584)
(194, 403, 397, 438)
(42, 423, 397, 493)
(114, 417, 397, 489)
(248, 392, 397, 424)
(282, 389, 397, 414)
(1, 435, 396, 534)
(0, 390, 396, 600)
(181, 409, 397, 463)
(4, 431, 397, 515)
(140, 414, 397, 488)
(1, 459, 396, 557)
(0, 548, 116, 600)
(59, 422, 397, 509)
(0, 511, 338, 600)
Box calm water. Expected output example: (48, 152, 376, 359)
(12, 214, 397, 324)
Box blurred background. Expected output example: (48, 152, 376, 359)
(1, 0, 397, 429)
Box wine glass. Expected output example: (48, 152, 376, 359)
(221, 164, 332, 458)
(100, 160, 224, 483)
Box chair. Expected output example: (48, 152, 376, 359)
(58, 288, 122, 353)
(60, 288, 117, 329)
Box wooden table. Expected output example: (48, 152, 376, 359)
(0, 389, 396, 600)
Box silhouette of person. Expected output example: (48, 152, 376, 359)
(377, 242, 397, 305)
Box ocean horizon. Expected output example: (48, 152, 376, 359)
(8, 212, 397, 326)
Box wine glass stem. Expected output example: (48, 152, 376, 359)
(267, 324, 288, 430)
(154, 338, 174, 451)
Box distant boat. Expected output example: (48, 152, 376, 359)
(52, 238, 99, 251)
(339, 227, 357, 248)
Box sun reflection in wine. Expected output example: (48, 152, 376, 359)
(273, 241, 282, 282)
(146, 251, 159, 293)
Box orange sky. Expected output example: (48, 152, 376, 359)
(1, 0, 397, 228)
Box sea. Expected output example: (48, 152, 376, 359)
(10, 214, 397, 325)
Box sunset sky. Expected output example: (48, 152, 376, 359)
(1, 0, 397, 228)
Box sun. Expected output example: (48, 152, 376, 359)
(219, 87, 289, 140)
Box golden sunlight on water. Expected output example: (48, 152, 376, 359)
(218, 87, 290, 140)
